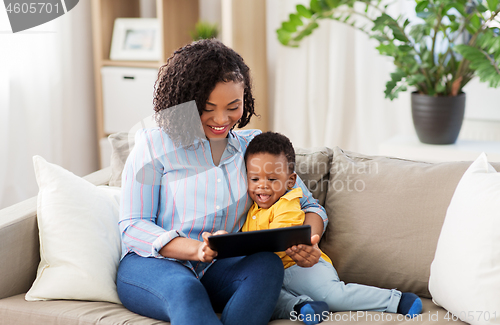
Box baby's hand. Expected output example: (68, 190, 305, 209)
(286, 234, 321, 268)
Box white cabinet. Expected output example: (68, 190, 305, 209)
(101, 66, 158, 134)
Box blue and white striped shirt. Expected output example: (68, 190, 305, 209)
(119, 127, 328, 278)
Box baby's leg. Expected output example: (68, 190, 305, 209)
(284, 258, 401, 313)
(273, 268, 329, 324)
(272, 287, 313, 320)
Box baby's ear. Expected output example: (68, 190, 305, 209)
(287, 172, 297, 189)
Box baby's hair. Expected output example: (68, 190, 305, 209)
(153, 39, 257, 147)
(244, 132, 296, 174)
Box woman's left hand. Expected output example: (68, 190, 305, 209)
(286, 234, 321, 267)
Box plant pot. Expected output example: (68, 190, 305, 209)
(411, 92, 466, 145)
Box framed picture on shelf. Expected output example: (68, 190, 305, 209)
(110, 18, 161, 61)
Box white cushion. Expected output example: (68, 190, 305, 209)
(25, 156, 121, 304)
(429, 153, 500, 325)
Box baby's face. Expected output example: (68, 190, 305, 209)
(246, 153, 296, 209)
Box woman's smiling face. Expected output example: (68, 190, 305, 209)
(200, 81, 244, 140)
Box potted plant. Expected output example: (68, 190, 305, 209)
(277, 0, 500, 144)
(190, 21, 219, 41)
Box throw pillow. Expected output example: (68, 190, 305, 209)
(429, 153, 500, 325)
(25, 156, 122, 304)
(295, 147, 333, 207)
(108, 132, 135, 187)
(320, 147, 498, 298)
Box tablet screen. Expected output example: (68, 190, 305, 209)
(208, 225, 311, 259)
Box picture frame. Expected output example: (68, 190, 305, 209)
(110, 18, 161, 61)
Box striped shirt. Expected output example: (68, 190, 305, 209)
(119, 127, 328, 278)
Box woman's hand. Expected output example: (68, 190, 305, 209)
(286, 234, 321, 267)
(198, 230, 228, 263)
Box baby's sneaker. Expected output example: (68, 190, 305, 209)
(294, 301, 328, 325)
(397, 292, 423, 318)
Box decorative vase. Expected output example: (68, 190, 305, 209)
(411, 92, 466, 145)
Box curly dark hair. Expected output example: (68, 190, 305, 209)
(153, 39, 256, 147)
(244, 132, 296, 174)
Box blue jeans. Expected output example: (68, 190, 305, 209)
(117, 252, 284, 325)
(273, 258, 401, 319)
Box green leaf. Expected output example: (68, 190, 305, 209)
(417, 11, 431, 19)
(398, 45, 413, 52)
(436, 82, 446, 93)
(384, 68, 408, 100)
(449, 21, 460, 32)
(277, 28, 292, 45)
(490, 36, 500, 54)
(422, 51, 431, 62)
(407, 73, 427, 85)
(471, 15, 481, 30)
(389, 25, 407, 41)
(372, 13, 392, 32)
(296, 4, 313, 18)
(326, 0, 340, 8)
(310, 0, 323, 13)
(476, 4, 488, 12)
(409, 62, 420, 74)
(403, 18, 410, 29)
(282, 21, 297, 33)
(487, 0, 499, 11)
(376, 42, 397, 55)
(465, 24, 478, 35)
(415, 0, 429, 13)
(410, 24, 427, 43)
(289, 13, 304, 26)
(449, 2, 465, 16)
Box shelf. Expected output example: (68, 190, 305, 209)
(101, 60, 162, 69)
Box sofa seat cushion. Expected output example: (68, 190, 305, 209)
(0, 294, 168, 325)
(0, 294, 463, 325)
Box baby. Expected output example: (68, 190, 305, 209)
(242, 132, 422, 325)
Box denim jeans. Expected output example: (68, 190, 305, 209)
(116, 252, 284, 325)
(273, 258, 401, 319)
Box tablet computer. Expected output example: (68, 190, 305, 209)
(208, 225, 311, 259)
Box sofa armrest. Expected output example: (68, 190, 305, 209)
(82, 166, 113, 187)
(0, 167, 112, 300)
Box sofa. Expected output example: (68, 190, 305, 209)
(1, 143, 498, 325)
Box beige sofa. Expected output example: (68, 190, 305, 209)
(0, 145, 493, 325)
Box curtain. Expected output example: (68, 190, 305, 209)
(0, 2, 97, 209)
(267, 0, 421, 153)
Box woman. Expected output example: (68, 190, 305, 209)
(117, 39, 328, 325)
